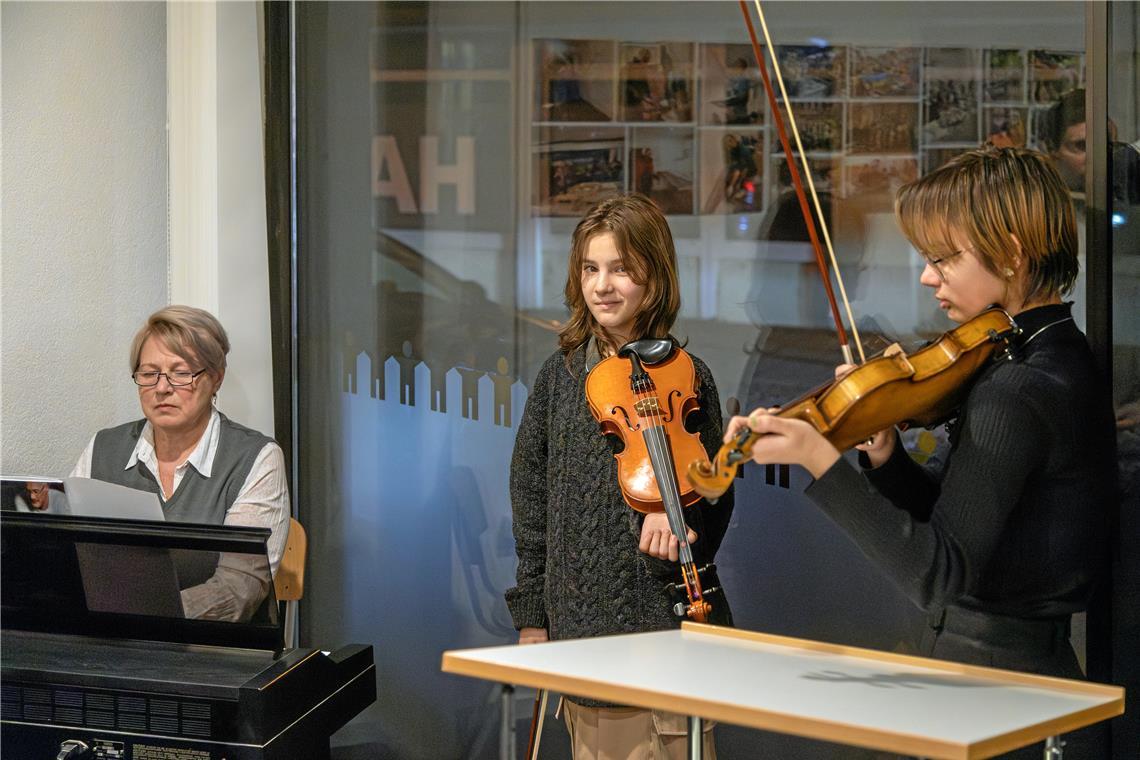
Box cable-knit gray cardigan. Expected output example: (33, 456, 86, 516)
(505, 344, 734, 683)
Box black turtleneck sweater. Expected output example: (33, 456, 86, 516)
(806, 303, 1113, 623)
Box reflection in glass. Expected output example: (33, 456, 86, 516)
(534, 38, 615, 122)
(299, 3, 1095, 756)
(1109, 6, 1140, 755)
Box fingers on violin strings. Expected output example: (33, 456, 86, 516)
(723, 415, 749, 442)
(746, 410, 782, 435)
(723, 412, 756, 443)
(747, 407, 779, 429)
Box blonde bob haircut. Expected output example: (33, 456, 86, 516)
(559, 194, 681, 356)
(129, 305, 230, 380)
(895, 145, 1078, 304)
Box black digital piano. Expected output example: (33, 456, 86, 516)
(1, 513, 375, 760)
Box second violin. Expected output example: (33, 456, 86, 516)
(586, 338, 721, 622)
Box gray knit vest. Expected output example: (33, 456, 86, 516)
(89, 413, 274, 526)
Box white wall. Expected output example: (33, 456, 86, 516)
(1, 0, 276, 476)
(216, 1, 274, 439)
(1, 2, 169, 476)
(168, 0, 275, 437)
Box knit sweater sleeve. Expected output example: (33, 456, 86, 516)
(804, 369, 1044, 609)
(504, 355, 557, 630)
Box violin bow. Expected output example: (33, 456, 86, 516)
(524, 688, 549, 760)
(738, 0, 866, 364)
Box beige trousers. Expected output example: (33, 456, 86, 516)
(562, 700, 717, 760)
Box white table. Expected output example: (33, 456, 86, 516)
(441, 622, 1123, 759)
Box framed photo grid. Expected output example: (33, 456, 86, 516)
(531, 38, 1084, 217)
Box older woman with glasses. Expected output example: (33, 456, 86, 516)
(71, 305, 289, 622)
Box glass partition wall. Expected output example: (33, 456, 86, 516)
(288, 3, 1128, 758)
(1107, 3, 1140, 756)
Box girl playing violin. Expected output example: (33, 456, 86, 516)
(505, 194, 733, 760)
(727, 146, 1113, 755)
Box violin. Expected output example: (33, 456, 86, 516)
(585, 338, 720, 622)
(688, 307, 1020, 501)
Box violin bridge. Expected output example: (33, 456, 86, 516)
(634, 398, 660, 416)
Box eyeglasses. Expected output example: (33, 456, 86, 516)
(922, 249, 965, 282)
(132, 369, 206, 387)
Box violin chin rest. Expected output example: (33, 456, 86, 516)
(618, 338, 676, 365)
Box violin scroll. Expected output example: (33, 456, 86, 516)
(688, 427, 754, 503)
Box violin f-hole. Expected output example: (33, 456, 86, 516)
(609, 404, 639, 432)
(661, 389, 682, 423)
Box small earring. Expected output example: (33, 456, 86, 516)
(1003, 268, 1015, 279)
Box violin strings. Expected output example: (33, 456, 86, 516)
(647, 424, 700, 589)
(750, 0, 866, 364)
(637, 387, 696, 567)
(630, 366, 704, 610)
(629, 365, 698, 571)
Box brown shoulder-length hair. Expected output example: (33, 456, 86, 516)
(895, 145, 1078, 304)
(558, 194, 681, 356)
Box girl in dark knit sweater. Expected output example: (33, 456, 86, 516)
(727, 146, 1113, 758)
(505, 194, 733, 759)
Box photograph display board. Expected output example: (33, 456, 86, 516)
(530, 38, 1084, 218)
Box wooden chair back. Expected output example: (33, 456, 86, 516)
(274, 517, 306, 602)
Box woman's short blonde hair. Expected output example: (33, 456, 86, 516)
(129, 306, 230, 378)
(895, 145, 1078, 303)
